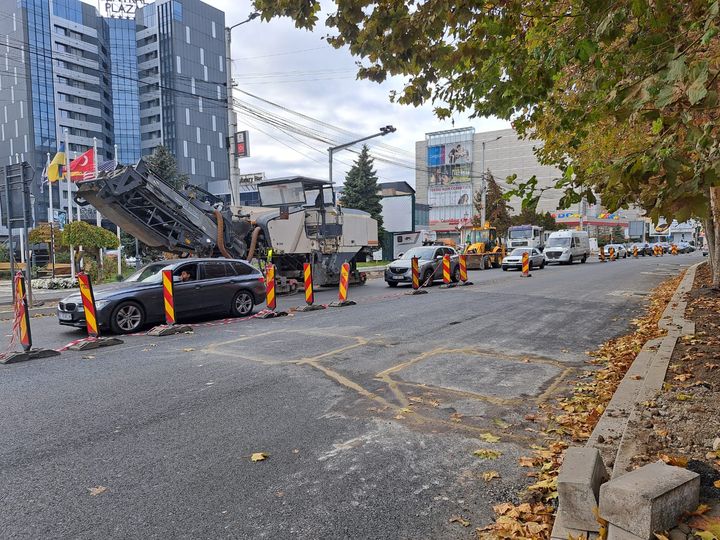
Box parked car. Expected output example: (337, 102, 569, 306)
(57, 258, 266, 334)
(501, 248, 545, 271)
(676, 241, 695, 253)
(627, 242, 652, 256)
(544, 230, 590, 264)
(384, 246, 460, 287)
(602, 244, 628, 259)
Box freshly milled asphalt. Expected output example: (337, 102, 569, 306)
(0, 253, 701, 539)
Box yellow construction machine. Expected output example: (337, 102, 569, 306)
(461, 222, 506, 269)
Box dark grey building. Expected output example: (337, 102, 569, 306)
(136, 0, 229, 189)
(0, 0, 229, 230)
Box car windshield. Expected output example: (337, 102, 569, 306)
(547, 237, 571, 248)
(510, 248, 531, 256)
(123, 262, 169, 284)
(509, 229, 532, 239)
(400, 247, 436, 260)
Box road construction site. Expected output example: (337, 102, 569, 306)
(0, 253, 701, 538)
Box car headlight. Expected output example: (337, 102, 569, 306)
(95, 300, 112, 310)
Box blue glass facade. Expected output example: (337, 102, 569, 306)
(21, 0, 56, 150)
(51, 0, 83, 24)
(108, 18, 141, 164)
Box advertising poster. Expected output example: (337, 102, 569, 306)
(428, 185, 473, 224)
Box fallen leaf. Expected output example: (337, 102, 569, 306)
(654, 428, 669, 437)
(673, 373, 692, 382)
(473, 449, 502, 460)
(493, 418, 511, 429)
(449, 515, 470, 527)
(675, 393, 693, 401)
(89, 486, 107, 496)
(630, 374, 642, 380)
(82, 355, 95, 360)
(394, 414, 405, 420)
(704, 363, 719, 370)
(182, 348, 195, 352)
(518, 456, 536, 467)
(480, 433, 500, 443)
(658, 454, 688, 467)
(482, 470, 500, 482)
(399, 407, 412, 414)
(714, 479, 720, 488)
(653, 533, 669, 540)
(250, 452, 268, 462)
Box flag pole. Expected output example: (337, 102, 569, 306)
(115, 144, 122, 278)
(46, 152, 56, 278)
(93, 137, 103, 273)
(65, 130, 75, 281)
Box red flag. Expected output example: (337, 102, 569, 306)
(70, 148, 95, 180)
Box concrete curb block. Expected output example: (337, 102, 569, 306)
(610, 262, 700, 478)
(552, 262, 703, 538)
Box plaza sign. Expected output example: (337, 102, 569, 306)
(103, 0, 151, 19)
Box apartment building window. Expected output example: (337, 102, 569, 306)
(185, 108, 190, 125)
(198, 97, 203, 112)
(210, 161, 215, 177)
(219, 55, 223, 72)
(191, 158, 195, 174)
(183, 140, 188, 157)
(199, 48, 204, 65)
(206, 145, 211, 160)
(211, 21, 216, 38)
(185, 26, 190, 44)
(211, 115, 216, 130)
(176, 55, 181, 73)
(196, 127, 201, 143)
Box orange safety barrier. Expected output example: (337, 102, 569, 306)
(411, 256, 420, 290)
(14, 272, 31, 351)
(599, 249, 606, 262)
(266, 264, 277, 311)
(77, 272, 99, 338)
(162, 269, 176, 325)
(442, 254, 451, 284)
(671, 244, 678, 255)
(521, 252, 531, 277)
(633, 246, 638, 258)
(330, 263, 356, 307)
(303, 263, 314, 305)
(459, 254, 468, 282)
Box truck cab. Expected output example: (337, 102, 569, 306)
(507, 225, 544, 251)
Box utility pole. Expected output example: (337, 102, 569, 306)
(225, 13, 259, 207)
(328, 126, 396, 185)
(479, 135, 502, 227)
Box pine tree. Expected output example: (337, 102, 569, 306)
(340, 145, 384, 230)
(473, 170, 512, 237)
(145, 145, 189, 190)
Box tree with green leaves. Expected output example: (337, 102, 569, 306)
(62, 221, 119, 279)
(340, 145, 384, 232)
(145, 145, 189, 190)
(253, 0, 720, 286)
(473, 170, 512, 237)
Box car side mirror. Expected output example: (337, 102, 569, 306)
(173, 275, 181, 283)
(435, 255, 443, 260)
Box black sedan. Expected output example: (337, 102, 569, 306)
(57, 258, 266, 334)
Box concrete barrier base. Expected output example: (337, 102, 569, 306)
(329, 300, 356, 307)
(295, 304, 326, 312)
(256, 310, 288, 319)
(457, 281, 473, 286)
(68, 337, 123, 351)
(147, 324, 193, 336)
(405, 289, 428, 295)
(439, 283, 457, 289)
(0, 348, 60, 364)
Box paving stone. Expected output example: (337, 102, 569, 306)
(557, 447, 609, 530)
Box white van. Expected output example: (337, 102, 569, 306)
(544, 230, 590, 264)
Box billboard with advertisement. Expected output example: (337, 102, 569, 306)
(428, 184, 473, 224)
(427, 142, 472, 166)
(428, 164, 472, 186)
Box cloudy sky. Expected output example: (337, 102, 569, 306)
(210, 0, 510, 188)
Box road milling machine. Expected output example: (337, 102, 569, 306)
(75, 161, 378, 292)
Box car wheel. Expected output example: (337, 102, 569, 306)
(452, 266, 460, 283)
(422, 269, 434, 286)
(387, 281, 398, 288)
(581, 254, 587, 263)
(502, 266, 507, 271)
(110, 301, 145, 334)
(540, 260, 546, 269)
(528, 262, 534, 271)
(231, 290, 255, 316)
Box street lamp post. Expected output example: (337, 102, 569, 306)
(226, 13, 259, 207)
(479, 135, 502, 226)
(328, 125, 396, 185)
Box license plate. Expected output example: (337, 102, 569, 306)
(392, 275, 403, 280)
(58, 312, 73, 321)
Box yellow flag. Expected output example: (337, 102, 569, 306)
(48, 150, 66, 183)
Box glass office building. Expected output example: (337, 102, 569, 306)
(0, 0, 229, 226)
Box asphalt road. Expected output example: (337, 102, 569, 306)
(0, 253, 702, 539)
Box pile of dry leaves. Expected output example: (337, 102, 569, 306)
(477, 273, 684, 539)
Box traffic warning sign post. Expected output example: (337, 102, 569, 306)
(258, 263, 288, 318)
(456, 254, 473, 286)
(295, 263, 326, 312)
(439, 254, 456, 289)
(147, 269, 194, 335)
(330, 263, 356, 307)
(67, 272, 123, 351)
(0, 272, 60, 364)
(405, 256, 428, 295)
